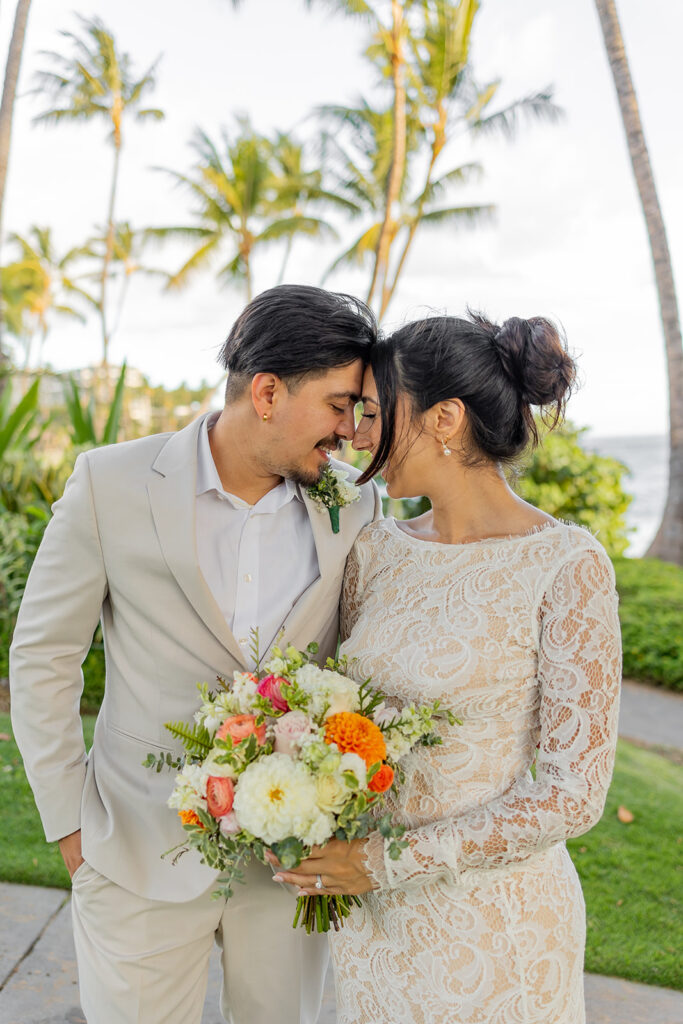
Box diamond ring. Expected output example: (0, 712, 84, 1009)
(315, 874, 323, 890)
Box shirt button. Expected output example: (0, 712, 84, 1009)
(239, 637, 248, 645)
(244, 573, 252, 582)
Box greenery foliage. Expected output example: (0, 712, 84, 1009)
(515, 422, 632, 557)
(613, 556, 683, 692)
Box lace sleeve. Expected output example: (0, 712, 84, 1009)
(341, 540, 366, 644)
(370, 544, 622, 891)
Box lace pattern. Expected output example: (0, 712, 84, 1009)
(332, 519, 621, 1024)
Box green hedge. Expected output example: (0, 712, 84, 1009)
(613, 557, 683, 692)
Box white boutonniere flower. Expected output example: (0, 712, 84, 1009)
(307, 465, 361, 533)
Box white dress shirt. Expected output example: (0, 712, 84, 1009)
(195, 414, 320, 665)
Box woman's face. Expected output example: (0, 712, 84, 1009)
(353, 367, 433, 498)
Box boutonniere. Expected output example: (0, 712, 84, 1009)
(307, 465, 361, 533)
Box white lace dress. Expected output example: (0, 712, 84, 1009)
(330, 518, 621, 1024)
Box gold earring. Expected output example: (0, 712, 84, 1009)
(441, 437, 452, 456)
(262, 413, 269, 421)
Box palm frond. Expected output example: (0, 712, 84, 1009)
(470, 88, 563, 139)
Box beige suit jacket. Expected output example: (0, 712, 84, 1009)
(10, 414, 381, 901)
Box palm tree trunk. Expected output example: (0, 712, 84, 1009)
(594, 0, 683, 564)
(0, 0, 33, 361)
(100, 136, 122, 369)
(366, 0, 406, 311)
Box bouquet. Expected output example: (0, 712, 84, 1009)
(145, 636, 456, 933)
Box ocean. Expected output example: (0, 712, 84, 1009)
(585, 433, 668, 557)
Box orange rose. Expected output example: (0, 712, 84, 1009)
(216, 714, 267, 747)
(324, 712, 387, 768)
(368, 764, 394, 793)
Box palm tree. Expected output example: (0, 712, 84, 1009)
(2, 226, 91, 367)
(594, 0, 683, 565)
(81, 221, 168, 343)
(0, 0, 34, 360)
(320, 99, 491, 293)
(269, 132, 357, 283)
(151, 120, 342, 301)
(32, 16, 164, 368)
(317, 0, 560, 319)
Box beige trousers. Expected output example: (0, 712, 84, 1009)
(70, 856, 329, 1024)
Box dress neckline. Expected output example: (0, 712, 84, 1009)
(385, 515, 568, 550)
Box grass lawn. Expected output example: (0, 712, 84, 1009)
(1, 714, 681, 990)
(0, 712, 96, 889)
(568, 740, 682, 990)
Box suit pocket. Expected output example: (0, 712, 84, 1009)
(107, 720, 171, 750)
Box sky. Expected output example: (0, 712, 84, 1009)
(2, 0, 681, 436)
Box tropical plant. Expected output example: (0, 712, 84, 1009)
(2, 226, 92, 367)
(0, 0, 33, 357)
(32, 16, 164, 368)
(0, 376, 41, 462)
(152, 120, 343, 300)
(317, 0, 560, 319)
(62, 361, 127, 446)
(594, 0, 683, 565)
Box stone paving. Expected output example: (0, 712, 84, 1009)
(1, 679, 682, 1022)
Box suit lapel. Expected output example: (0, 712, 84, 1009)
(147, 415, 247, 667)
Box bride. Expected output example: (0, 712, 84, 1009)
(273, 312, 622, 1023)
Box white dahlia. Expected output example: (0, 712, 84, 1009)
(232, 753, 335, 847)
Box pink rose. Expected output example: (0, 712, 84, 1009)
(256, 674, 290, 713)
(273, 711, 312, 757)
(216, 714, 267, 747)
(219, 810, 241, 835)
(206, 776, 235, 818)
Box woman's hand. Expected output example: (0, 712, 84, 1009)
(267, 838, 375, 896)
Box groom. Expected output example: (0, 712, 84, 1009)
(10, 284, 380, 1024)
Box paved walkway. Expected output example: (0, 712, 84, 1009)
(1, 679, 681, 1022)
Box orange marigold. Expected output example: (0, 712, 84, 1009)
(324, 712, 387, 768)
(179, 809, 204, 828)
(368, 763, 394, 793)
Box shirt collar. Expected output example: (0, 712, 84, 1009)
(196, 412, 303, 512)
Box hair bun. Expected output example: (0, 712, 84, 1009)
(494, 316, 575, 410)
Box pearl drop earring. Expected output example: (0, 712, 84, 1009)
(441, 437, 452, 456)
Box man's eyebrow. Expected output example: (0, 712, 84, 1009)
(326, 391, 360, 402)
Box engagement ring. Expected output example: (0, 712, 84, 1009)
(315, 874, 323, 890)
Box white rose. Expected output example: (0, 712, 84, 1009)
(315, 773, 350, 814)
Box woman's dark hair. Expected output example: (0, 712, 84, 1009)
(359, 311, 576, 483)
(219, 284, 377, 399)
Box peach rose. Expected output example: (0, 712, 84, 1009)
(216, 714, 267, 747)
(272, 711, 312, 757)
(256, 674, 290, 713)
(206, 775, 235, 818)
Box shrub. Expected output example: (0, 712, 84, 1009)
(613, 557, 683, 692)
(0, 507, 48, 677)
(516, 423, 632, 557)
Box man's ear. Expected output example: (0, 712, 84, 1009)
(251, 373, 281, 420)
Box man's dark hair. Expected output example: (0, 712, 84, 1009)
(219, 284, 377, 400)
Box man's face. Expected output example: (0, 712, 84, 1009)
(256, 360, 364, 486)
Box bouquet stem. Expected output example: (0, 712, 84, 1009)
(294, 893, 363, 934)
